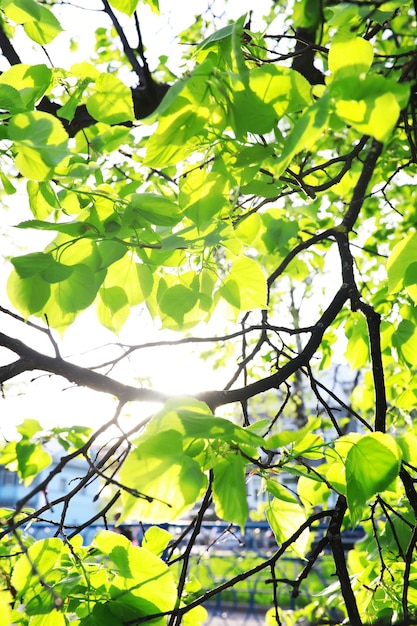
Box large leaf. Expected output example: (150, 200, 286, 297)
(344, 432, 402, 525)
(219, 256, 267, 311)
(7, 270, 50, 316)
(328, 35, 374, 80)
(55, 263, 101, 313)
(86, 73, 134, 124)
(158, 284, 198, 325)
(8, 111, 69, 181)
(11, 538, 64, 594)
(120, 430, 207, 523)
(92, 531, 177, 612)
(0, 64, 52, 111)
(129, 193, 183, 227)
(23, 5, 62, 44)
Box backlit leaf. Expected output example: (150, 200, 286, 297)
(120, 431, 207, 523)
(108, 0, 139, 15)
(8, 111, 69, 181)
(388, 231, 417, 292)
(266, 496, 309, 558)
(345, 432, 402, 525)
(212, 454, 248, 531)
(23, 5, 62, 44)
(0, 64, 52, 110)
(329, 35, 374, 79)
(219, 256, 267, 311)
(7, 270, 50, 316)
(158, 284, 198, 325)
(86, 73, 134, 124)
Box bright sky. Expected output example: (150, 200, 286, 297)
(1, 0, 280, 436)
(0, 0, 346, 439)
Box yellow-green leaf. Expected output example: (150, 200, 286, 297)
(329, 35, 374, 79)
(220, 256, 267, 311)
(8, 111, 69, 181)
(86, 73, 134, 124)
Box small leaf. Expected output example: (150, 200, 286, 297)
(142, 526, 172, 556)
(266, 497, 309, 558)
(16, 441, 51, 485)
(108, 0, 139, 15)
(388, 231, 417, 292)
(212, 454, 248, 531)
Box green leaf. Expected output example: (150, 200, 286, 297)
(104, 256, 153, 306)
(130, 193, 182, 227)
(249, 64, 312, 116)
(158, 284, 198, 325)
(11, 538, 64, 594)
(180, 169, 229, 230)
(265, 479, 299, 503)
(120, 431, 207, 523)
(97, 286, 129, 332)
(0, 591, 12, 626)
(274, 93, 329, 176)
(15, 218, 92, 237)
(393, 307, 417, 366)
(17, 418, 43, 438)
(0, 83, 24, 113)
(8, 111, 69, 181)
(2, 0, 40, 23)
(298, 475, 331, 513)
(142, 526, 172, 556)
(329, 35, 374, 80)
(23, 5, 62, 44)
(404, 262, 417, 304)
(86, 74, 134, 124)
(345, 314, 369, 369)
(219, 256, 267, 311)
(344, 432, 402, 525)
(16, 440, 52, 485)
(266, 496, 309, 558)
(387, 231, 417, 292)
(92, 531, 177, 613)
(212, 453, 248, 531)
(55, 263, 102, 313)
(108, 0, 139, 15)
(7, 270, 50, 316)
(0, 64, 52, 110)
(58, 77, 92, 122)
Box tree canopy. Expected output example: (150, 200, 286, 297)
(1, 0, 417, 624)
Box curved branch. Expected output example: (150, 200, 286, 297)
(200, 284, 350, 410)
(0, 331, 167, 404)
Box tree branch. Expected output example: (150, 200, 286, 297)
(201, 285, 350, 410)
(326, 495, 362, 625)
(0, 331, 167, 404)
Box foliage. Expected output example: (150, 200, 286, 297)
(1, 0, 417, 624)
